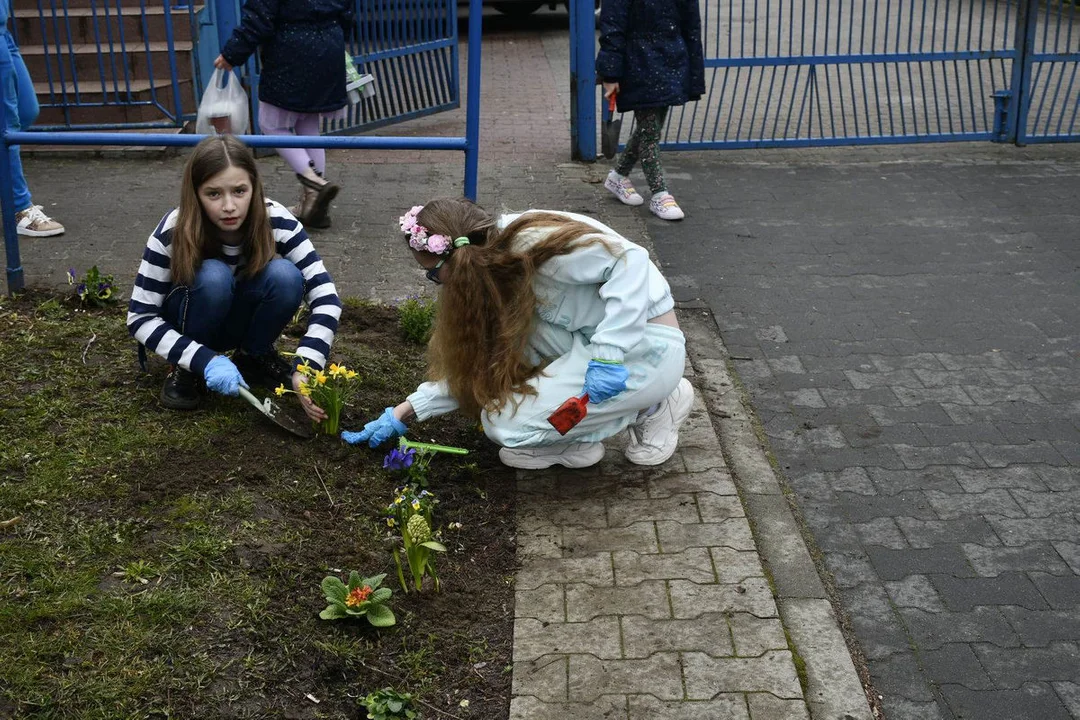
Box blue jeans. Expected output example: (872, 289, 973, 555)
(162, 258, 304, 356)
(0, 29, 40, 212)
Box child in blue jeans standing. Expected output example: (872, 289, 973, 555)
(596, 0, 705, 221)
(0, 5, 64, 236)
(127, 135, 342, 418)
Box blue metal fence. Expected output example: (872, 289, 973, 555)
(11, 0, 202, 130)
(1, 0, 484, 293)
(575, 0, 1080, 154)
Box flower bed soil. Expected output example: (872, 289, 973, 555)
(0, 291, 515, 720)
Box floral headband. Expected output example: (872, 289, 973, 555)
(399, 205, 470, 255)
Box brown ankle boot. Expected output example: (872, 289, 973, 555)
(289, 185, 319, 223)
(296, 174, 338, 229)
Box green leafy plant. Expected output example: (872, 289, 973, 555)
(362, 687, 418, 720)
(385, 485, 445, 593)
(277, 360, 360, 435)
(67, 266, 116, 307)
(319, 571, 396, 626)
(396, 295, 436, 345)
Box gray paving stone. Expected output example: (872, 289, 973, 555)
(868, 466, 964, 495)
(897, 517, 1001, 550)
(562, 522, 659, 557)
(564, 581, 672, 622)
(1030, 573, 1080, 610)
(696, 494, 746, 521)
(839, 583, 912, 660)
(961, 542, 1071, 577)
(951, 465, 1048, 493)
(521, 497, 609, 528)
(622, 613, 735, 658)
(974, 441, 1070, 468)
(853, 518, 909, 549)
(928, 573, 1050, 612)
(745, 694, 811, 720)
(877, 697, 946, 720)
(870, 653, 937, 701)
(913, 368, 992, 388)
(884, 575, 946, 612)
(825, 551, 880, 590)
(1053, 541, 1080, 574)
(895, 443, 986, 469)
(972, 643, 1080, 688)
(569, 654, 683, 702)
(656, 519, 755, 553)
(837, 490, 937, 523)
(680, 446, 725, 473)
(845, 369, 923, 389)
(517, 555, 615, 591)
(893, 386, 974, 406)
(868, 403, 956, 426)
(830, 467, 876, 495)
(1011, 489, 1080, 519)
(514, 617, 623, 660)
(918, 644, 996, 690)
(648, 467, 738, 498)
(866, 545, 975, 580)
(1037, 466, 1080, 492)
(924, 489, 1026, 519)
(628, 695, 750, 720)
(510, 695, 629, 720)
(729, 613, 789, 656)
(613, 548, 717, 585)
(517, 584, 566, 624)
(606, 494, 701, 528)
(934, 351, 1014, 371)
(669, 578, 778, 619)
(987, 515, 1080, 547)
(512, 655, 568, 702)
(899, 608, 1019, 650)
(683, 651, 803, 700)
(1052, 682, 1080, 717)
(1002, 608, 1080, 647)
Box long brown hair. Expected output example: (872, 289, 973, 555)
(415, 198, 616, 418)
(170, 134, 274, 286)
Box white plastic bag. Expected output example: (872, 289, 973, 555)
(195, 68, 250, 135)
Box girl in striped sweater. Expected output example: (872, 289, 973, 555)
(127, 134, 342, 418)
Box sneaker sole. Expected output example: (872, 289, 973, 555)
(499, 443, 605, 470)
(625, 378, 695, 466)
(604, 180, 645, 207)
(17, 227, 65, 237)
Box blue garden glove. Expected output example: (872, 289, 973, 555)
(341, 407, 407, 448)
(204, 355, 248, 396)
(583, 359, 629, 403)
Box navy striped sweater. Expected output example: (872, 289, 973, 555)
(127, 200, 342, 376)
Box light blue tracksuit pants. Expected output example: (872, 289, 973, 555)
(481, 321, 686, 448)
(0, 29, 39, 213)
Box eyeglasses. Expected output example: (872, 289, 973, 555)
(425, 259, 445, 284)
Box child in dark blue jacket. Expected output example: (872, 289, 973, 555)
(596, 0, 705, 221)
(214, 0, 354, 230)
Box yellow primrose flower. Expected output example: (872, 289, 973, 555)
(274, 384, 287, 397)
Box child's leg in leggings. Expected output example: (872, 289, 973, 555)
(293, 114, 325, 177)
(259, 113, 313, 177)
(633, 107, 669, 194)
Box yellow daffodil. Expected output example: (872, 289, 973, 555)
(296, 362, 315, 377)
(314, 371, 328, 385)
(297, 384, 312, 398)
(346, 370, 359, 380)
(274, 384, 287, 397)
(328, 363, 346, 378)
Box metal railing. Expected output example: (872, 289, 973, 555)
(1, 0, 483, 294)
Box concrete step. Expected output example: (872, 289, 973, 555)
(34, 77, 198, 126)
(12, 6, 199, 46)
(20, 40, 195, 83)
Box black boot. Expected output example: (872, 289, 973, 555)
(160, 365, 200, 410)
(233, 349, 295, 390)
(296, 173, 339, 230)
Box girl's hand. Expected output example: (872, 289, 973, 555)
(214, 54, 233, 71)
(602, 81, 620, 98)
(292, 371, 327, 422)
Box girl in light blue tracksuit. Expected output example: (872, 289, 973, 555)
(342, 198, 695, 471)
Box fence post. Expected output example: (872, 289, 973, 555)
(463, 0, 482, 200)
(215, 0, 239, 53)
(0, 57, 23, 294)
(570, 0, 596, 161)
(1008, 0, 1039, 145)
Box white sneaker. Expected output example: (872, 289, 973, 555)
(499, 442, 605, 470)
(16, 205, 65, 237)
(649, 192, 685, 221)
(625, 378, 695, 466)
(604, 170, 644, 206)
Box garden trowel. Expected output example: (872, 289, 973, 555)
(238, 386, 314, 439)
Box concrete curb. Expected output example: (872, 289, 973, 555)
(679, 307, 875, 720)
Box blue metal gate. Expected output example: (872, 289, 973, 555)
(618, 0, 1080, 149)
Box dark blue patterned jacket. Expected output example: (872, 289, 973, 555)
(221, 0, 354, 113)
(595, 0, 706, 112)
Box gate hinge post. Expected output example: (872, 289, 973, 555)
(991, 90, 1012, 142)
